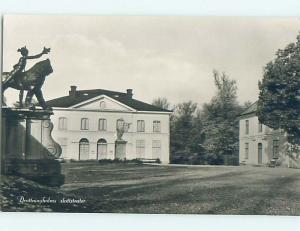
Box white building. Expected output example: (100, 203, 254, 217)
(47, 86, 171, 163)
(238, 102, 286, 166)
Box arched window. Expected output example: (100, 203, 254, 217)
(244, 143, 249, 159)
(97, 138, 107, 159)
(79, 138, 89, 160)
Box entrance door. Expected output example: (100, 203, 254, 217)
(79, 138, 89, 160)
(97, 139, 107, 159)
(258, 143, 263, 164)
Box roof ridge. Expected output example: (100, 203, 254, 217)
(46, 88, 171, 112)
(239, 101, 258, 116)
(77, 88, 126, 94)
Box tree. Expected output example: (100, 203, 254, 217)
(202, 70, 241, 165)
(186, 110, 207, 163)
(170, 101, 197, 163)
(243, 101, 252, 109)
(257, 34, 300, 145)
(152, 97, 171, 110)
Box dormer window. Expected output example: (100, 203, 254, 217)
(100, 101, 106, 109)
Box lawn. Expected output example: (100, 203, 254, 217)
(1, 162, 299, 215)
(60, 163, 300, 215)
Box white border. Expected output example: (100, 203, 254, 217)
(1, 0, 300, 230)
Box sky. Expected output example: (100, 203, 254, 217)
(3, 15, 300, 108)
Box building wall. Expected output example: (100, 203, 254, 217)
(51, 108, 170, 163)
(239, 113, 285, 165)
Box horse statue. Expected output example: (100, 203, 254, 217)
(2, 59, 53, 109)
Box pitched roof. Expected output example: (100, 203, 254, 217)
(46, 88, 172, 112)
(239, 101, 257, 116)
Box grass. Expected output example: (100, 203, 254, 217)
(1, 162, 300, 215)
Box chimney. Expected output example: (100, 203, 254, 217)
(69, 85, 77, 98)
(126, 89, 133, 98)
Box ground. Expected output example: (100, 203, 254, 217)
(1, 163, 300, 215)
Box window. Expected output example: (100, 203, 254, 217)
(153, 120, 161, 133)
(152, 140, 161, 159)
(273, 140, 279, 159)
(58, 117, 67, 130)
(245, 143, 249, 159)
(258, 122, 263, 133)
(258, 143, 263, 164)
(136, 140, 145, 158)
(245, 120, 249, 134)
(79, 138, 89, 160)
(98, 118, 107, 131)
(137, 120, 145, 132)
(81, 118, 89, 130)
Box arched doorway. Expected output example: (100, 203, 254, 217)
(97, 138, 107, 159)
(79, 138, 89, 160)
(258, 143, 263, 164)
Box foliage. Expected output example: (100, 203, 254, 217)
(152, 97, 171, 110)
(257, 34, 300, 145)
(201, 70, 241, 164)
(98, 158, 143, 165)
(170, 101, 198, 161)
(153, 71, 246, 165)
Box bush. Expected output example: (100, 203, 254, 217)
(155, 158, 161, 164)
(98, 158, 143, 165)
(223, 155, 239, 166)
(171, 151, 207, 165)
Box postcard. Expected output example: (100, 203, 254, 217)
(1, 15, 299, 214)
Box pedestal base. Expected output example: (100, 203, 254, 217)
(115, 140, 127, 159)
(2, 107, 64, 187)
(5, 159, 65, 187)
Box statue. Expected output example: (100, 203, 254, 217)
(116, 118, 131, 141)
(2, 46, 52, 109)
(1, 47, 64, 187)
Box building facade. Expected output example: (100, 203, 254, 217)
(47, 86, 171, 163)
(239, 102, 286, 166)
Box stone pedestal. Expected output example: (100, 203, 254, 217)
(1, 107, 64, 186)
(115, 140, 127, 159)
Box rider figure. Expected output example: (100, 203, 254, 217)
(5, 46, 50, 87)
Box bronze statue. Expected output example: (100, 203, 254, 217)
(2, 46, 52, 109)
